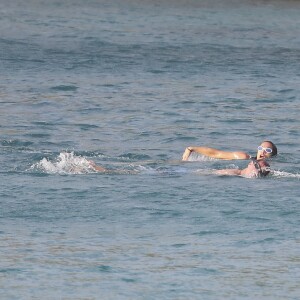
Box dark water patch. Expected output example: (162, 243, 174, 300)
(221, 209, 240, 216)
(278, 210, 298, 217)
(89, 265, 113, 273)
(156, 153, 170, 160)
(121, 278, 137, 283)
(130, 191, 162, 200)
(25, 133, 51, 138)
(234, 238, 276, 247)
(31, 121, 57, 126)
(148, 69, 167, 74)
(74, 123, 100, 131)
(140, 91, 156, 97)
(220, 118, 252, 123)
(255, 237, 277, 244)
(138, 131, 157, 138)
(192, 230, 225, 237)
(162, 111, 181, 117)
(178, 100, 197, 105)
(172, 243, 188, 248)
(150, 210, 183, 218)
(174, 119, 204, 126)
(81, 107, 103, 114)
(193, 268, 220, 276)
(0, 268, 23, 274)
(253, 98, 283, 103)
(101, 83, 117, 87)
(286, 95, 296, 101)
(50, 85, 78, 92)
(224, 97, 244, 104)
(241, 215, 272, 225)
(26, 171, 51, 177)
(255, 228, 278, 233)
(161, 136, 199, 143)
(269, 118, 298, 123)
(117, 153, 152, 161)
(1, 139, 34, 148)
(278, 89, 294, 94)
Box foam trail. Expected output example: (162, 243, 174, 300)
(30, 152, 96, 174)
(271, 170, 300, 179)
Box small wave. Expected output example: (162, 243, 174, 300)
(29, 152, 97, 175)
(50, 85, 78, 92)
(271, 170, 300, 179)
(117, 153, 152, 162)
(1, 139, 33, 148)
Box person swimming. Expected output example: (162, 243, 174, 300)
(89, 140, 277, 178)
(215, 158, 270, 178)
(90, 157, 271, 178)
(182, 140, 277, 161)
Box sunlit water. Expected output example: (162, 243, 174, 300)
(1, 0, 299, 299)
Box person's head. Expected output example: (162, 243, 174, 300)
(256, 141, 277, 160)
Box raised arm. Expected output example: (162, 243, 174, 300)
(182, 146, 250, 161)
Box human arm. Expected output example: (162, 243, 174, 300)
(215, 169, 242, 176)
(89, 160, 107, 172)
(182, 146, 250, 161)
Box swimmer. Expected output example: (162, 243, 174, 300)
(215, 158, 270, 178)
(88, 160, 136, 174)
(182, 140, 277, 161)
(89, 158, 270, 178)
(89, 157, 270, 178)
(89, 160, 107, 172)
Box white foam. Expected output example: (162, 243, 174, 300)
(271, 170, 300, 179)
(30, 152, 96, 174)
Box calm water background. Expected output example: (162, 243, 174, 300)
(1, 0, 299, 299)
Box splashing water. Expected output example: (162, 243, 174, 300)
(272, 170, 300, 179)
(30, 152, 97, 174)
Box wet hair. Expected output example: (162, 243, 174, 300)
(263, 140, 277, 157)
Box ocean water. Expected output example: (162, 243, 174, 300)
(1, 0, 300, 299)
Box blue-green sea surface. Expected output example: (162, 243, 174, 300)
(0, 0, 299, 299)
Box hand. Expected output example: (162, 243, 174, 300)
(182, 147, 192, 161)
